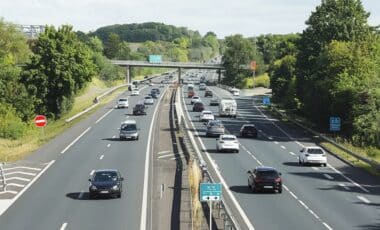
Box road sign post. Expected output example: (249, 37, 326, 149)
(200, 183, 222, 230)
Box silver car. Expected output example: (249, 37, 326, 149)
(205, 120, 225, 137)
(119, 120, 139, 140)
(144, 96, 154, 105)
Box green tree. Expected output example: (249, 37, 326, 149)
(117, 41, 132, 60)
(22, 25, 96, 119)
(104, 32, 121, 59)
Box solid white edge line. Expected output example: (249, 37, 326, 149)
(95, 108, 114, 124)
(323, 174, 334, 180)
(180, 87, 255, 230)
(140, 85, 166, 230)
(0, 160, 55, 216)
(323, 222, 333, 230)
(60, 222, 68, 230)
(338, 183, 350, 190)
(60, 127, 91, 154)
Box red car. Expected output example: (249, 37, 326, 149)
(188, 90, 195, 98)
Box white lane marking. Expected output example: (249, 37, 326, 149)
(338, 183, 350, 190)
(289, 152, 296, 156)
(6, 183, 25, 188)
(268, 136, 273, 140)
(99, 155, 104, 160)
(60, 222, 68, 230)
(2, 166, 41, 171)
(78, 191, 84, 199)
(5, 177, 31, 182)
(90, 170, 95, 176)
(140, 86, 166, 230)
(4, 171, 36, 176)
(323, 222, 333, 230)
(61, 127, 91, 154)
(125, 116, 129, 118)
(95, 109, 114, 124)
(311, 167, 319, 171)
(181, 87, 256, 230)
(357, 195, 371, 204)
(274, 141, 279, 144)
(157, 150, 171, 155)
(323, 174, 334, 180)
(112, 135, 116, 138)
(107, 144, 111, 148)
(283, 185, 298, 199)
(0, 160, 55, 216)
(254, 104, 370, 194)
(0, 190, 17, 194)
(157, 154, 173, 159)
(280, 145, 286, 149)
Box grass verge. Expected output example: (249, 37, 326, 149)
(0, 78, 126, 162)
(189, 160, 203, 229)
(241, 73, 270, 88)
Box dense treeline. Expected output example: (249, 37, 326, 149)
(221, 0, 379, 147)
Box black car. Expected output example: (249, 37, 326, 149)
(151, 88, 160, 95)
(89, 169, 124, 198)
(193, 102, 205, 112)
(204, 90, 213, 97)
(133, 103, 146, 115)
(150, 92, 158, 99)
(240, 124, 258, 138)
(247, 166, 282, 193)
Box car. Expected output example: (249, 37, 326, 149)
(192, 102, 205, 112)
(240, 124, 258, 138)
(231, 88, 240, 96)
(299, 146, 327, 166)
(191, 96, 201, 105)
(199, 83, 207, 90)
(133, 102, 147, 115)
(131, 89, 140, 96)
(159, 84, 165, 88)
(150, 92, 158, 99)
(205, 120, 225, 137)
(204, 90, 213, 97)
(247, 166, 282, 193)
(209, 98, 219, 106)
(149, 82, 154, 86)
(199, 110, 214, 122)
(119, 120, 139, 140)
(151, 88, 160, 94)
(116, 98, 129, 108)
(188, 90, 195, 98)
(216, 134, 239, 153)
(144, 96, 154, 105)
(88, 169, 124, 198)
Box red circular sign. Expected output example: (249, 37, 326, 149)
(34, 115, 47, 127)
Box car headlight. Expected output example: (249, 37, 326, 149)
(90, 185, 97, 190)
(112, 185, 119, 190)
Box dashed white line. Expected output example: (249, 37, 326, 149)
(274, 141, 279, 144)
(90, 170, 95, 176)
(157, 150, 171, 155)
(99, 155, 104, 160)
(327, 165, 369, 193)
(61, 127, 91, 154)
(321, 172, 333, 179)
(95, 109, 114, 124)
(268, 136, 273, 140)
(157, 154, 173, 159)
(60, 222, 68, 230)
(357, 195, 371, 204)
(289, 152, 296, 156)
(280, 145, 286, 149)
(338, 183, 350, 190)
(107, 144, 111, 148)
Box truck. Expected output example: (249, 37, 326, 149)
(219, 98, 237, 118)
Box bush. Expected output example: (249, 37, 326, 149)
(0, 103, 28, 139)
(241, 73, 270, 88)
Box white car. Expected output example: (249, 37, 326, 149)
(199, 110, 214, 122)
(117, 98, 129, 108)
(191, 96, 201, 105)
(131, 89, 140, 96)
(144, 96, 154, 105)
(231, 88, 240, 96)
(216, 135, 239, 153)
(299, 146, 327, 166)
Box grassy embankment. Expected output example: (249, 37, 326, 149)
(0, 77, 126, 162)
(240, 73, 270, 88)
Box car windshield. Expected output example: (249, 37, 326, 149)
(257, 170, 278, 178)
(307, 148, 324, 154)
(145, 96, 152, 99)
(93, 172, 118, 182)
(121, 124, 137, 131)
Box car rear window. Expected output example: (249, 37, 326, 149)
(119, 99, 127, 102)
(257, 170, 278, 178)
(145, 96, 152, 99)
(203, 111, 212, 115)
(307, 148, 324, 154)
(222, 137, 236, 141)
(243, 126, 256, 130)
(94, 172, 118, 181)
(121, 124, 137, 131)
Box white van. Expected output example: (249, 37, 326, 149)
(231, 88, 240, 96)
(219, 98, 237, 117)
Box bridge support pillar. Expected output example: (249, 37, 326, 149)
(217, 69, 221, 85)
(126, 66, 132, 84)
(178, 68, 182, 84)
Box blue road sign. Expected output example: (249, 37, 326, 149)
(330, 117, 341, 132)
(200, 183, 222, 202)
(148, 55, 162, 64)
(263, 96, 271, 106)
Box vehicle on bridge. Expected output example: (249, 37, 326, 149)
(219, 98, 237, 117)
(89, 169, 124, 198)
(247, 166, 282, 193)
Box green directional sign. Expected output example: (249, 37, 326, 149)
(200, 183, 222, 202)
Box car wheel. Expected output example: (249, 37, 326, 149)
(89, 192, 95, 199)
(136, 136, 139, 140)
(278, 187, 283, 194)
(235, 150, 239, 153)
(298, 159, 302, 165)
(117, 192, 122, 198)
(323, 163, 327, 167)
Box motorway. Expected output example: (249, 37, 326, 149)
(0, 80, 168, 229)
(181, 72, 380, 230)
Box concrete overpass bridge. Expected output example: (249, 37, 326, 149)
(110, 60, 224, 83)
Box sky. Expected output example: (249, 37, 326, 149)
(0, 0, 379, 38)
